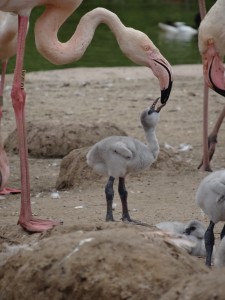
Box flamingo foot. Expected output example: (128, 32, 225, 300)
(121, 215, 152, 228)
(198, 162, 212, 172)
(0, 187, 21, 195)
(122, 218, 152, 227)
(18, 217, 63, 233)
(198, 134, 217, 171)
(106, 213, 114, 222)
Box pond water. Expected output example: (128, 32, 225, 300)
(7, 0, 215, 72)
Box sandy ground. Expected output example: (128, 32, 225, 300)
(1, 65, 225, 299)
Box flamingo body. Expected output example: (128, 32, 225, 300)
(198, 1, 225, 59)
(87, 135, 157, 179)
(0, 12, 17, 60)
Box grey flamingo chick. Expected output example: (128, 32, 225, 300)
(196, 169, 225, 266)
(183, 220, 207, 257)
(87, 98, 162, 224)
(156, 221, 185, 235)
(156, 220, 207, 257)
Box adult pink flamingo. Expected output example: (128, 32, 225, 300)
(0, 0, 173, 232)
(198, 0, 225, 171)
(0, 11, 20, 194)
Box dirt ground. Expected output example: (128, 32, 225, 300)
(1, 65, 225, 299)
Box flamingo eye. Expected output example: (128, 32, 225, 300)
(144, 45, 151, 51)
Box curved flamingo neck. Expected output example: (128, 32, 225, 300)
(35, 7, 126, 65)
(198, 0, 207, 20)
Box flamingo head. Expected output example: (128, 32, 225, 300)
(183, 220, 205, 239)
(201, 40, 225, 97)
(118, 28, 173, 105)
(140, 98, 163, 130)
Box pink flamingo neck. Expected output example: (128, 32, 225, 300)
(198, 0, 207, 20)
(201, 84, 211, 171)
(198, 0, 211, 171)
(35, 7, 126, 65)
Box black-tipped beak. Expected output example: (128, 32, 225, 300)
(161, 79, 173, 104)
(209, 58, 225, 97)
(152, 59, 173, 105)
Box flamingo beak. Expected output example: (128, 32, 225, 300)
(160, 80, 173, 104)
(208, 56, 225, 96)
(203, 44, 225, 97)
(152, 59, 173, 105)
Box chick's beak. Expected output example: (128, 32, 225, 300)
(150, 97, 165, 112)
(183, 228, 191, 235)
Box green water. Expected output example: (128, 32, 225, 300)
(7, 0, 215, 73)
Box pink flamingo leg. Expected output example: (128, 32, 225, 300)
(0, 61, 7, 108)
(0, 61, 8, 120)
(199, 105, 225, 170)
(12, 16, 60, 232)
(0, 61, 21, 194)
(198, 0, 212, 171)
(198, 84, 211, 171)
